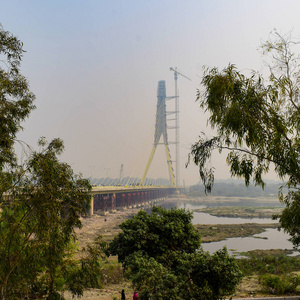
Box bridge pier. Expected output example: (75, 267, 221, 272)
(89, 186, 178, 216)
(109, 193, 116, 213)
(87, 194, 94, 216)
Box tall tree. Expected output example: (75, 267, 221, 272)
(0, 25, 96, 299)
(0, 24, 35, 170)
(189, 31, 300, 247)
(0, 24, 37, 299)
(0, 138, 92, 299)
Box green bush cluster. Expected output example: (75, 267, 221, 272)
(237, 254, 300, 276)
(108, 207, 243, 300)
(259, 274, 300, 294)
(101, 261, 124, 285)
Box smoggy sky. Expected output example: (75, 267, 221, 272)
(1, 0, 299, 185)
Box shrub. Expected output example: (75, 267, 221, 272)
(259, 274, 300, 294)
(237, 254, 300, 276)
(101, 261, 124, 284)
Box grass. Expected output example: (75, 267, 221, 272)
(233, 250, 300, 298)
(237, 250, 300, 276)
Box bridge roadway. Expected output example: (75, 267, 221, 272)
(88, 185, 179, 215)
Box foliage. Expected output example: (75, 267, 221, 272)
(186, 248, 243, 300)
(108, 206, 201, 264)
(259, 273, 300, 294)
(0, 138, 92, 299)
(189, 30, 300, 248)
(124, 252, 179, 299)
(237, 254, 300, 276)
(108, 207, 243, 299)
(66, 236, 109, 297)
(0, 25, 35, 170)
(67, 237, 124, 297)
(0, 25, 100, 299)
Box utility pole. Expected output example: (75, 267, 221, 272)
(169, 67, 191, 187)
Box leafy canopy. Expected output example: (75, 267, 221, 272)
(0, 25, 108, 300)
(108, 207, 242, 299)
(0, 24, 35, 169)
(189, 30, 300, 248)
(0, 138, 92, 299)
(108, 206, 201, 264)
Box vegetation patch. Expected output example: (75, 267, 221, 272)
(243, 249, 296, 256)
(233, 250, 300, 298)
(259, 274, 300, 295)
(108, 207, 243, 300)
(194, 206, 283, 218)
(195, 223, 279, 242)
(237, 251, 300, 276)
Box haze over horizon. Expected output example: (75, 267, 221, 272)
(1, 0, 299, 185)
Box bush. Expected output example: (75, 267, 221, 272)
(237, 254, 300, 276)
(259, 274, 300, 294)
(101, 261, 124, 284)
(109, 207, 243, 299)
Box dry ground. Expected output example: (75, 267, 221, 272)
(64, 207, 140, 300)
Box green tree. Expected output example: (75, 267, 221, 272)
(67, 236, 108, 296)
(108, 206, 201, 264)
(124, 252, 179, 299)
(0, 24, 35, 171)
(108, 207, 242, 299)
(189, 31, 300, 248)
(0, 25, 100, 299)
(0, 138, 92, 299)
(0, 23, 37, 299)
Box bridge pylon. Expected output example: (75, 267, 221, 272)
(141, 80, 176, 187)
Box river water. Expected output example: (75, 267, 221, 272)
(157, 196, 296, 255)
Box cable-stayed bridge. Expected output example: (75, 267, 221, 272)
(89, 78, 186, 215)
(89, 185, 178, 215)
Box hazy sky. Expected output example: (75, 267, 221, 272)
(1, 0, 299, 185)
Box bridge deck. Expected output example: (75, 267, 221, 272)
(89, 186, 179, 215)
(91, 185, 177, 194)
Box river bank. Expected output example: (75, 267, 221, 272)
(64, 196, 297, 299)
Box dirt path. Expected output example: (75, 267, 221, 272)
(76, 208, 139, 248)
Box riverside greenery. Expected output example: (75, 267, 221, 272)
(108, 206, 243, 300)
(0, 25, 111, 299)
(189, 30, 300, 249)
